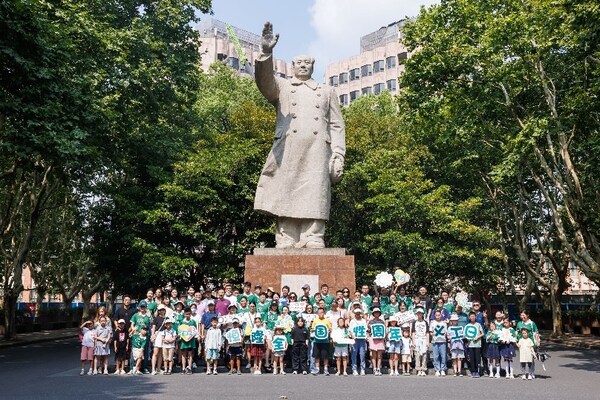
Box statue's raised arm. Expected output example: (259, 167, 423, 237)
(261, 22, 279, 54)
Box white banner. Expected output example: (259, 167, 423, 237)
(288, 301, 307, 313)
(397, 311, 416, 325)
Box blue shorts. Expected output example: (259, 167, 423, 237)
(388, 342, 402, 354)
(206, 349, 219, 361)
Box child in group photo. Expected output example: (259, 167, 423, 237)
(79, 320, 95, 376)
(290, 317, 309, 375)
(485, 321, 502, 378)
(270, 325, 288, 375)
(226, 319, 244, 375)
(131, 327, 148, 375)
(412, 308, 429, 376)
(204, 317, 223, 375)
(332, 317, 350, 376)
(250, 316, 266, 374)
(113, 319, 129, 375)
(498, 318, 517, 379)
(161, 318, 177, 375)
(447, 314, 465, 376)
(93, 316, 112, 375)
(367, 307, 386, 376)
(386, 316, 402, 376)
(400, 324, 413, 376)
(518, 328, 536, 380)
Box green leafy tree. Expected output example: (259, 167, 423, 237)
(138, 65, 275, 289)
(0, 0, 213, 338)
(401, 0, 600, 333)
(328, 93, 500, 292)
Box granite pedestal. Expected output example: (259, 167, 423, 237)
(244, 248, 355, 294)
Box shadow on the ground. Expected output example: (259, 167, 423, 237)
(543, 343, 600, 373)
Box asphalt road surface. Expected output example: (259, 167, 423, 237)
(0, 339, 598, 400)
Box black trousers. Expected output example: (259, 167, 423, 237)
(292, 343, 308, 373)
(468, 346, 481, 374)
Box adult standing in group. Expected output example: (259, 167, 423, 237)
(359, 285, 372, 310)
(418, 286, 433, 319)
(215, 288, 231, 316)
(143, 289, 157, 317)
(238, 282, 258, 306)
(224, 283, 237, 305)
(516, 310, 540, 378)
(114, 294, 137, 332)
(254, 21, 346, 249)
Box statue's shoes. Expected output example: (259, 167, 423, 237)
(304, 240, 325, 249)
(275, 240, 295, 249)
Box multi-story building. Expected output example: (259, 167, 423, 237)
(196, 18, 293, 78)
(325, 20, 410, 106)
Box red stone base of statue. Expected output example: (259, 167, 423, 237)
(244, 248, 356, 294)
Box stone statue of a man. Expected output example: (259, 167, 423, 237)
(254, 22, 346, 249)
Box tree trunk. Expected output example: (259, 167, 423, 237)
(81, 292, 93, 322)
(550, 290, 563, 337)
(34, 287, 46, 319)
(2, 293, 19, 340)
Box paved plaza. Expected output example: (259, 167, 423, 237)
(0, 338, 598, 400)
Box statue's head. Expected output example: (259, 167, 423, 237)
(292, 55, 315, 81)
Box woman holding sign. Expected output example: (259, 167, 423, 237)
(367, 307, 386, 376)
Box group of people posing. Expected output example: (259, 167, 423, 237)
(78, 282, 541, 379)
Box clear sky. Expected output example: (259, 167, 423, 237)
(200, 0, 440, 81)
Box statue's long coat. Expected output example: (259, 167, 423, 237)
(254, 54, 346, 220)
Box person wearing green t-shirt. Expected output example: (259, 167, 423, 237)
(131, 327, 148, 375)
(265, 302, 280, 331)
(379, 287, 391, 307)
(179, 308, 198, 374)
(441, 291, 455, 314)
(236, 297, 250, 315)
(396, 286, 413, 310)
(237, 282, 258, 305)
(384, 294, 400, 321)
(319, 284, 335, 307)
(516, 309, 540, 378)
(360, 285, 372, 309)
(130, 301, 152, 334)
(256, 293, 271, 321)
(143, 289, 157, 316)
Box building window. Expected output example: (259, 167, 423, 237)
(387, 79, 397, 91)
(339, 72, 348, 84)
(349, 68, 360, 81)
(217, 53, 227, 61)
(398, 52, 408, 63)
(373, 60, 384, 73)
(329, 75, 339, 87)
(350, 90, 360, 102)
(386, 56, 396, 69)
(361, 64, 372, 77)
(361, 86, 372, 96)
(373, 82, 385, 95)
(339, 94, 349, 106)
